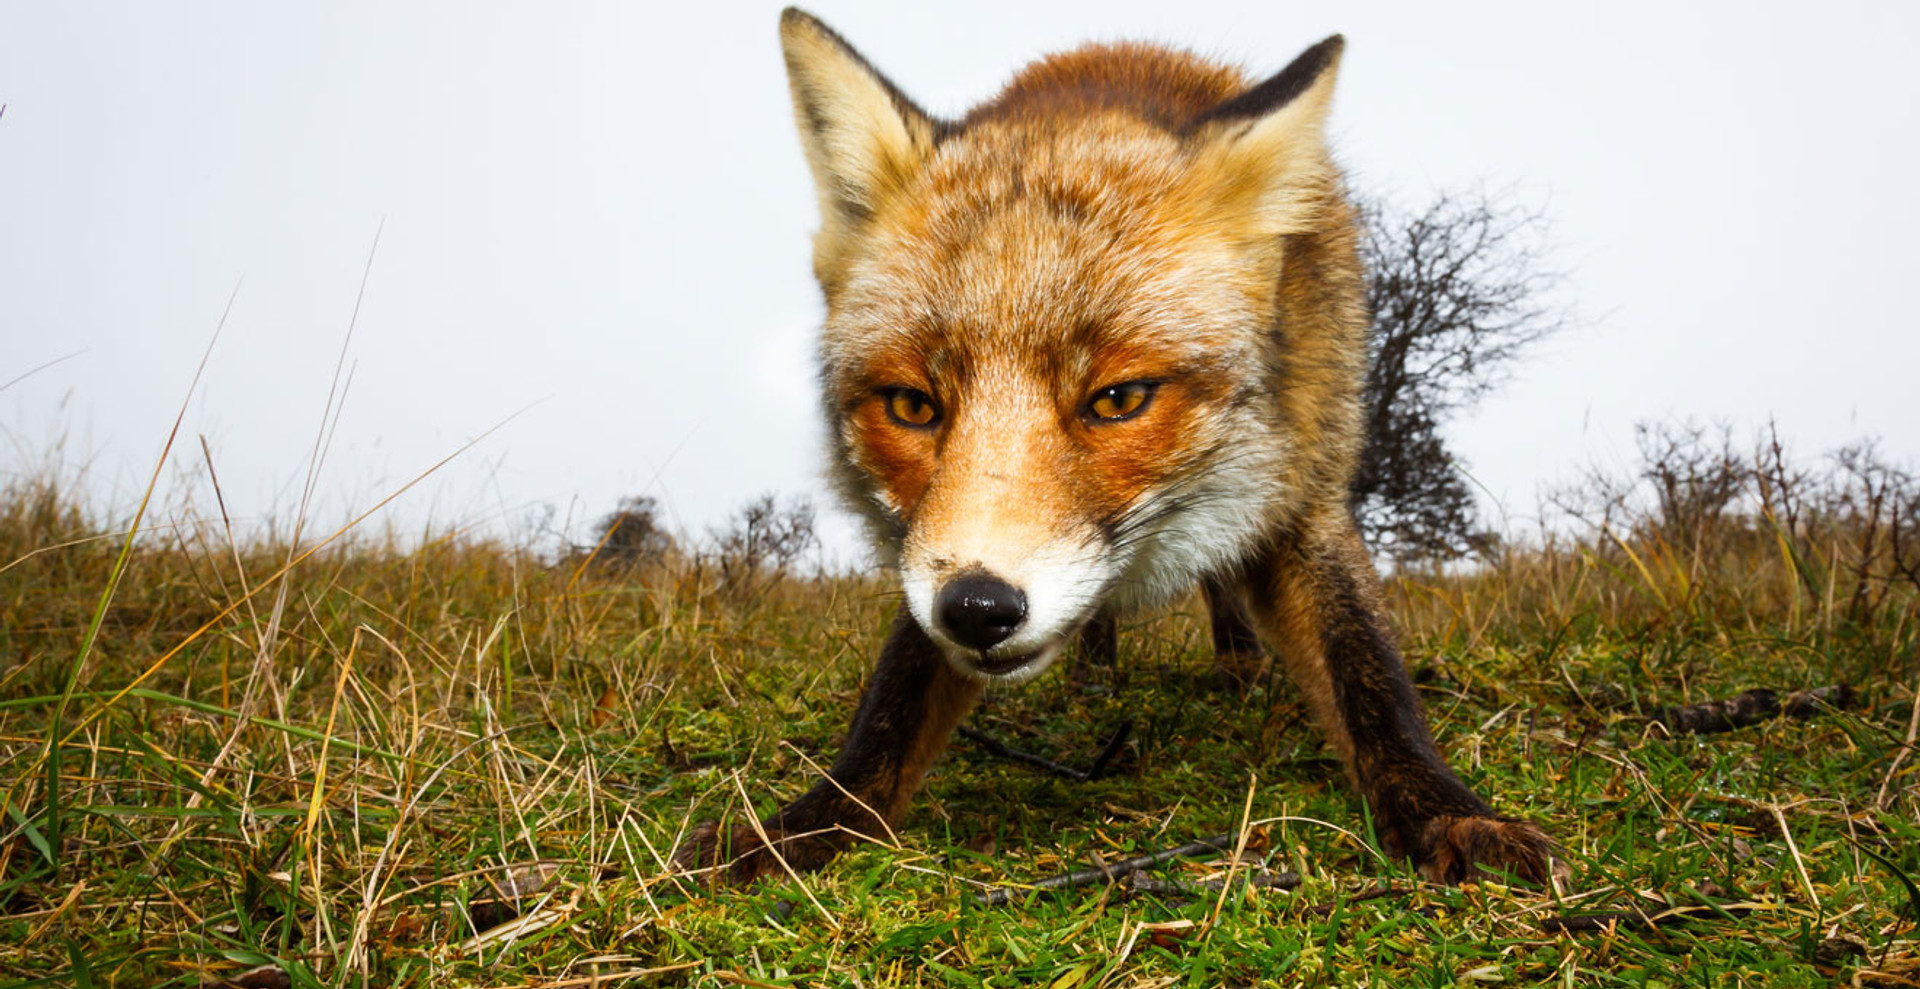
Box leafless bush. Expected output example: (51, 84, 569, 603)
(1353, 188, 1568, 561)
(571, 491, 821, 605)
(1636, 421, 1748, 547)
(703, 492, 819, 601)
(590, 495, 676, 571)
(1548, 419, 1920, 625)
(1824, 441, 1920, 622)
(1745, 429, 1920, 623)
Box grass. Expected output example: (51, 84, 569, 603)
(2, 454, 1918, 988)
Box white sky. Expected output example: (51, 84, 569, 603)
(3, 1, 1916, 561)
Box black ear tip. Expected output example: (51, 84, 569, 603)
(1301, 34, 1345, 72)
(1189, 31, 1347, 128)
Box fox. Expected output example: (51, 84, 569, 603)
(677, 8, 1558, 887)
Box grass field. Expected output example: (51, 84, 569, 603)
(2, 444, 1918, 988)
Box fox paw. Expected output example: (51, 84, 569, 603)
(1412, 815, 1564, 887)
(672, 820, 788, 886)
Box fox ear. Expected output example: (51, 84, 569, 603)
(780, 8, 940, 282)
(1185, 35, 1345, 241)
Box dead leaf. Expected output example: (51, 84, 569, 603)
(203, 963, 290, 989)
(590, 683, 620, 729)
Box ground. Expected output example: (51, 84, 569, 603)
(2, 483, 1917, 987)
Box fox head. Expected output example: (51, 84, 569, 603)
(780, 9, 1367, 681)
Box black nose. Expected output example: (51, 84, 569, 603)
(936, 573, 1027, 650)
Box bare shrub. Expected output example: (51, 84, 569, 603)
(590, 495, 676, 572)
(1538, 418, 1920, 629)
(1635, 421, 1748, 546)
(1353, 188, 1569, 561)
(704, 493, 819, 601)
(1822, 441, 1920, 622)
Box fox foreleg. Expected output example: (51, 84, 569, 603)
(1067, 610, 1119, 685)
(675, 609, 983, 884)
(1201, 574, 1266, 683)
(1247, 517, 1558, 885)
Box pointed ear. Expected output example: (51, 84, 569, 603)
(1183, 36, 1345, 242)
(780, 9, 940, 281)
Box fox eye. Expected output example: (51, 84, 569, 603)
(1086, 381, 1158, 421)
(881, 387, 940, 428)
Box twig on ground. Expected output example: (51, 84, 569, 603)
(1649, 685, 1852, 735)
(1301, 884, 1405, 916)
(1286, 885, 1759, 936)
(1541, 910, 1657, 934)
(1542, 900, 1759, 934)
(959, 718, 1133, 782)
(1085, 719, 1134, 779)
(978, 832, 1234, 906)
(1121, 871, 1301, 899)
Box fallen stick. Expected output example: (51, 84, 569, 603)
(1301, 884, 1405, 916)
(1649, 685, 1851, 735)
(959, 719, 1133, 783)
(1542, 900, 1757, 934)
(978, 832, 1235, 906)
(1541, 910, 1656, 934)
(1121, 871, 1302, 899)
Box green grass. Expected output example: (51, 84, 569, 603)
(1, 470, 1918, 988)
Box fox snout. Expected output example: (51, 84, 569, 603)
(935, 571, 1028, 650)
(926, 567, 1052, 678)
(902, 536, 1110, 681)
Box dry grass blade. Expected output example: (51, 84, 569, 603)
(727, 771, 840, 929)
(1205, 773, 1260, 932)
(0, 348, 87, 395)
(458, 893, 579, 954)
(1772, 802, 1824, 918)
(470, 961, 700, 989)
(41, 281, 237, 872)
(1878, 673, 1920, 810)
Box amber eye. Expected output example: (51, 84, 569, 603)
(1086, 381, 1158, 421)
(881, 387, 940, 428)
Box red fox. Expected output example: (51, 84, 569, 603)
(679, 8, 1558, 887)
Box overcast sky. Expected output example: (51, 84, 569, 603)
(3, 1, 1916, 561)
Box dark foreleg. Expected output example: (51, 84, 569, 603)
(1067, 610, 1118, 687)
(675, 608, 983, 884)
(1201, 574, 1265, 683)
(1244, 514, 1558, 885)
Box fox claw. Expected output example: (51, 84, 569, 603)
(676, 816, 857, 887)
(1411, 815, 1564, 887)
(673, 821, 787, 886)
